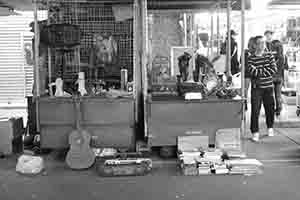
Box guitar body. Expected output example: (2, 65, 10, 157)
(66, 129, 95, 169)
(66, 97, 95, 169)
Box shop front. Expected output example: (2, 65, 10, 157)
(144, 0, 250, 151)
(31, 0, 138, 150)
(11, 0, 251, 152)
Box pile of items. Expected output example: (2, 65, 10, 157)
(179, 148, 263, 176)
(93, 148, 152, 177)
(178, 135, 263, 176)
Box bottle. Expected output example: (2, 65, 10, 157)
(121, 68, 128, 91)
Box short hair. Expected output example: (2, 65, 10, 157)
(264, 30, 274, 35)
(254, 35, 263, 44)
(247, 37, 256, 51)
(272, 40, 283, 55)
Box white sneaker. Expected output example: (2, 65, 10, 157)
(268, 128, 274, 137)
(252, 132, 260, 142)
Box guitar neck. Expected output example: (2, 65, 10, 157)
(74, 97, 82, 130)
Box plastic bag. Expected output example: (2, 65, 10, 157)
(16, 155, 44, 175)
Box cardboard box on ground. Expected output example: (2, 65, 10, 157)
(177, 129, 263, 176)
(215, 128, 241, 150)
(0, 117, 24, 155)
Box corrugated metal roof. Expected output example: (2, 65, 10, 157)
(0, 0, 251, 11)
(268, 0, 300, 9)
(269, 0, 300, 5)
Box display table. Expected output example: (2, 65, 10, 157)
(147, 96, 244, 147)
(38, 96, 135, 149)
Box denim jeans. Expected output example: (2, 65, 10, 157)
(250, 87, 275, 134)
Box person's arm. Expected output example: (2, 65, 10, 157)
(247, 57, 260, 78)
(248, 54, 277, 78)
(262, 54, 277, 77)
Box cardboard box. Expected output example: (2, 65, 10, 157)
(177, 135, 209, 153)
(0, 117, 24, 155)
(216, 128, 241, 150)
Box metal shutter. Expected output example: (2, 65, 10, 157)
(0, 15, 29, 104)
(23, 33, 34, 97)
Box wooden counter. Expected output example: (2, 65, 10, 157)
(38, 96, 135, 149)
(147, 97, 244, 147)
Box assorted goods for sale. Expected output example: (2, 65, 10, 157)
(151, 51, 240, 100)
(178, 135, 263, 176)
(178, 148, 263, 176)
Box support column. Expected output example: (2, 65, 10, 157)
(34, 0, 40, 132)
(227, 0, 232, 77)
(184, 13, 187, 46)
(240, 0, 246, 139)
(216, 3, 220, 55)
(47, 0, 53, 97)
(134, 0, 147, 141)
(210, 10, 214, 57)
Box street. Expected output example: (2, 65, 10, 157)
(0, 128, 300, 200)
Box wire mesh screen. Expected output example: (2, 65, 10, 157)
(47, 1, 134, 82)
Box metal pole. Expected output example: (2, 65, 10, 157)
(34, 0, 40, 132)
(192, 13, 196, 71)
(241, 0, 246, 142)
(47, 0, 53, 97)
(227, 0, 232, 77)
(142, 0, 148, 139)
(184, 13, 187, 46)
(217, 3, 220, 55)
(210, 10, 214, 57)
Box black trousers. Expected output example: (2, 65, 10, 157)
(273, 80, 283, 113)
(250, 87, 275, 134)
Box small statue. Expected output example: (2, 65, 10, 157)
(76, 72, 87, 96)
(48, 77, 64, 97)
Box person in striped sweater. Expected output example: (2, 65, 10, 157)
(247, 35, 277, 142)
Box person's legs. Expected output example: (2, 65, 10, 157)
(245, 78, 251, 110)
(273, 80, 283, 115)
(250, 88, 263, 134)
(263, 87, 275, 129)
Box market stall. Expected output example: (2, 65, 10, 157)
(31, 0, 138, 150)
(144, 0, 249, 149)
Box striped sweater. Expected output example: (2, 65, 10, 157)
(247, 52, 277, 89)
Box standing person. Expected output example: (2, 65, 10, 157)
(248, 36, 277, 142)
(271, 40, 289, 116)
(242, 37, 256, 110)
(264, 30, 274, 52)
(220, 30, 240, 75)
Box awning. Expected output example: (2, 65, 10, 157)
(148, 0, 251, 10)
(0, 0, 251, 11)
(268, 0, 300, 9)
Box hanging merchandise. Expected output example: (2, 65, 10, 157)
(42, 23, 81, 49)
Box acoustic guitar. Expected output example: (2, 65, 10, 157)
(66, 96, 96, 169)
